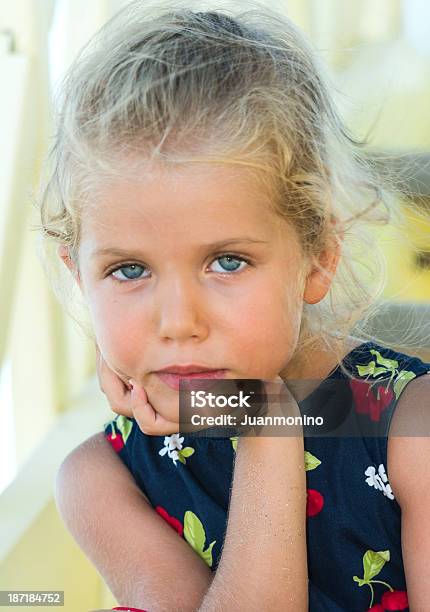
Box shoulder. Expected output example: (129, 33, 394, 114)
(386, 372, 430, 607)
(387, 372, 430, 509)
(57, 431, 110, 484)
(56, 431, 148, 520)
(58, 430, 124, 471)
(56, 432, 152, 546)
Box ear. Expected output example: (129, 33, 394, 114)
(303, 235, 342, 305)
(58, 245, 82, 289)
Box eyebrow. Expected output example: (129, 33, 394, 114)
(91, 238, 269, 260)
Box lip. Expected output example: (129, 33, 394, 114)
(154, 368, 228, 391)
(155, 364, 225, 375)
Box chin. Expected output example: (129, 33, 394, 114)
(148, 388, 180, 421)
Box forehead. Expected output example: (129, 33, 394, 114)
(80, 163, 288, 241)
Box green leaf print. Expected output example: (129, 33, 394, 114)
(355, 350, 418, 402)
(356, 361, 389, 378)
(115, 415, 133, 444)
(184, 511, 216, 567)
(369, 350, 399, 370)
(200, 541, 216, 567)
(356, 351, 399, 379)
(176, 446, 195, 464)
(230, 436, 238, 451)
(362, 549, 390, 582)
(353, 549, 394, 608)
(393, 370, 416, 399)
(184, 511, 206, 550)
(304, 451, 321, 471)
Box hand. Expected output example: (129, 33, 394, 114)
(252, 375, 303, 437)
(95, 344, 180, 436)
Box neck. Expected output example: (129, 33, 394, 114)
(279, 335, 362, 403)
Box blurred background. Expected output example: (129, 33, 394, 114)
(0, 0, 429, 610)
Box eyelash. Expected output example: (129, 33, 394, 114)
(105, 253, 252, 283)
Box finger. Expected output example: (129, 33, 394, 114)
(129, 380, 180, 436)
(130, 383, 179, 435)
(260, 376, 285, 407)
(96, 351, 134, 417)
(260, 376, 300, 419)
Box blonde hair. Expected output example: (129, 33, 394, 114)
(35, 0, 413, 375)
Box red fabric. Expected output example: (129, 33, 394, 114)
(381, 590, 409, 610)
(112, 607, 148, 611)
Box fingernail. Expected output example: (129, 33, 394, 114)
(128, 379, 134, 390)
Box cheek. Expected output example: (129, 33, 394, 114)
(88, 295, 146, 372)
(228, 282, 303, 376)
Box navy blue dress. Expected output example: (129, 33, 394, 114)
(104, 342, 430, 611)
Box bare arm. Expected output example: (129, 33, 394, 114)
(58, 428, 307, 611)
(199, 432, 308, 611)
(200, 380, 309, 610)
(58, 360, 308, 611)
(55, 432, 213, 611)
(388, 374, 430, 610)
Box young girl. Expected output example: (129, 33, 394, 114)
(37, 1, 430, 610)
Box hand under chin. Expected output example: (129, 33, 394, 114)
(148, 390, 180, 423)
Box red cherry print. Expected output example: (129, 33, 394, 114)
(350, 379, 394, 422)
(381, 590, 408, 610)
(351, 379, 372, 413)
(367, 604, 384, 611)
(306, 489, 324, 517)
(155, 505, 184, 536)
(106, 430, 124, 452)
(112, 607, 148, 611)
(112, 607, 149, 611)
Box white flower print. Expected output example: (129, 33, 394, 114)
(159, 433, 184, 466)
(364, 463, 395, 500)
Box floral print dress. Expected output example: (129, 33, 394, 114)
(104, 342, 430, 611)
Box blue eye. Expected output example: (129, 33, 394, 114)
(209, 255, 249, 274)
(108, 254, 250, 283)
(111, 264, 150, 282)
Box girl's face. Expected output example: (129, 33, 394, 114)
(64, 163, 330, 422)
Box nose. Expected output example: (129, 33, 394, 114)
(156, 274, 209, 343)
